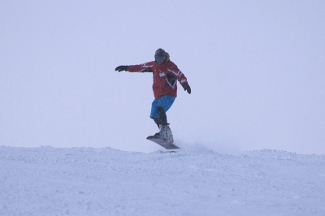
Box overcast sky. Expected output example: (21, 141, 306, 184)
(1, 1, 324, 154)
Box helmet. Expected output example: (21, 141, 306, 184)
(154, 48, 167, 64)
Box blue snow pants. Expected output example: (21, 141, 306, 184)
(150, 95, 175, 119)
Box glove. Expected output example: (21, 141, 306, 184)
(115, 65, 129, 72)
(182, 83, 191, 94)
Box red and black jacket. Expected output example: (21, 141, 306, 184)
(128, 60, 189, 99)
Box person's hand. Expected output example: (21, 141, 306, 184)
(182, 83, 191, 94)
(115, 66, 129, 72)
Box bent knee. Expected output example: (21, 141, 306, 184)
(156, 106, 165, 113)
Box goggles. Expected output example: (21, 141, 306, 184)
(155, 54, 166, 64)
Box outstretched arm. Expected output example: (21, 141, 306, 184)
(115, 62, 154, 73)
(128, 62, 154, 73)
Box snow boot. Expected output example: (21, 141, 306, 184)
(150, 106, 173, 142)
(155, 124, 174, 143)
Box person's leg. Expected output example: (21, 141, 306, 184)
(156, 95, 175, 114)
(150, 95, 175, 126)
(150, 99, 160, 128)
(149, 96, 175, 141)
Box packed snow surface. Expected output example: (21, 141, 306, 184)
(1, 146, 325, 216)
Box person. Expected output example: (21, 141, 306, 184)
(115, 48, 191, 143)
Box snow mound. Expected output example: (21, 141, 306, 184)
(1, 146, 324, 216)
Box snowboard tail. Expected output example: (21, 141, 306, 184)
(146, 136, 180, 150)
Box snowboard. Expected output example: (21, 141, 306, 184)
(146, 136, 180, 150)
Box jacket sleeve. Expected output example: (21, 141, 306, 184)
(178, 71, 189, 86)
(167, 62, 189, 86)
(128, 62, 154, 73)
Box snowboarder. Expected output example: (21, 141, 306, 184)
(115, 48, 191, 143)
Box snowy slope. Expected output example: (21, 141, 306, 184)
(1, 146, 325, 216)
